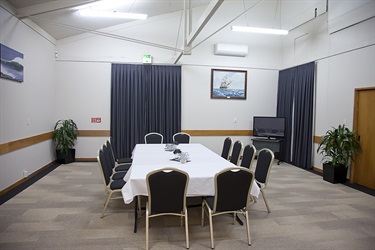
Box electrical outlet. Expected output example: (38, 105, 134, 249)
(234, 118, 237, 123)
(23, 170, 28, 178)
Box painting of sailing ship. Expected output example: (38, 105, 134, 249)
(0, 44, 24, 82)
(211, 69, 247, 99)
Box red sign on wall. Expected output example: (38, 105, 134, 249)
(91, 117, 102, 123)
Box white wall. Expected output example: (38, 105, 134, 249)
(281, 1, 375, 170)
(55, 7, 283, 157)
(0, 6, 57, 190)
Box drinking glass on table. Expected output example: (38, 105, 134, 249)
(180, 152, 188, 164)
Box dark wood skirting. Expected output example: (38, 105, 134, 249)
(76, 158, 97, 162)
(0, 161, 57, 197)
(312, 166, 323, 173)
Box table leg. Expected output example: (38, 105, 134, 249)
(134, 196, 138, 233)
(235, 214, 244, 225)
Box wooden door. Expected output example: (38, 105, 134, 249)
(351, 87, 375, 190)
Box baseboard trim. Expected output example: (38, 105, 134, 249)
(312, 166, 323, 173)
(76, 158, 97, 162)
(0, 159, 98, 204)
(0, 161, 60, 205)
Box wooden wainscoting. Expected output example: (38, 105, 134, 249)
(182, 130, 252, 136)
(0, 130, 110, 155)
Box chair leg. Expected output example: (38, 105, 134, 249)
(208, 210, 214, 249)
(201, 201, 205, 227)
(244, 210, 251, 246)
(101, 191, 113, 218)
(137, 196, 142, 214)
(146, 204, 149, 250)
(185, 209, 190, 249)
(260, 189, 271, 213)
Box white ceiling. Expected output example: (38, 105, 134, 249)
(3, 0, 327, 40)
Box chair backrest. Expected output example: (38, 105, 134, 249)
(108, 137, 119, 161)
(103, 142, 118, 171)
(240, 144, 256, 169)
(213, 167, 254, 212)
(146, 168, 189, 214)
(97, 148, 111, 186)
(105, 140, 117, 166)
(229, 140, 243, 165)
(144, 132, 163, 144)
(173, 132, 191, 144)
(221, 137, 232, 160)
(254, 148, 274, 186)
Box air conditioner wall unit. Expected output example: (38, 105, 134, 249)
(214, 43, 248, 57)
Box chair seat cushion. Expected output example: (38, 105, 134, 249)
(114, 164, 131, 172)
(118, 158, 133, 164)
(110, 179, 126, 190)
(112, 171, 126, 180)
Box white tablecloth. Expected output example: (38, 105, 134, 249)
(121, 143, 260, 204)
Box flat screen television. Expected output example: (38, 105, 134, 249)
(253, 116, 285, 139)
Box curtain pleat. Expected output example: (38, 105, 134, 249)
(111, 64, 181, 158)
(277, 68, 296, 163)
(292, 62, 315, 169)
(276, 62, 315, 169)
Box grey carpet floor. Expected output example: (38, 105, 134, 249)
(0, 161, 374, 250)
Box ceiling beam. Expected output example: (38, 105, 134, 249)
(186, 0, 224, 46)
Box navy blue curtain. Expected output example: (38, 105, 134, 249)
(276, 68, 296, 163)
(111, 64, 181, 158)
(277, 62, 315, 169)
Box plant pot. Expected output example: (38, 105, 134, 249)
(56, 148, 76, 164)
(323, 163, 348, 184)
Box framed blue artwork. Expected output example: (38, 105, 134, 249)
(0, 44, 24, 82)
(211, 68, 247, 100)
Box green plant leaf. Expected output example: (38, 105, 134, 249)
(52, 119, 78, 155)
(317, 124, 361, 167)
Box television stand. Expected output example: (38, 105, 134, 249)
(251, 138, 283, 165)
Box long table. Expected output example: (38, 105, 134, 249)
(121, 143, 260, 204)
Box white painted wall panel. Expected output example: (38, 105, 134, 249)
(0, 7, 56, 191)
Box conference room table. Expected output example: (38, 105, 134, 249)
(121, 143, 260, 232)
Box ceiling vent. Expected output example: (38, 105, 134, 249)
(214, 43, 248, 57)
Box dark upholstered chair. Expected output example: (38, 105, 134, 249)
(201, 167, 255, 248)
(108, 137, 133, 164)
(173, 132, 191, 144)
(254, 148, 274, 213)
(221, 137, 232, 160)
(240, 144, 256, 169)
(103, 143, 131, 173)
(229, 140, 243, 165)
(146, 168, 189, 250)
(97, 148, 126, 218)
(144, 132, 163, 144)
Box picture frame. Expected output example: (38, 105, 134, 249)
(211, 68, 247, 100)
(0, 44, 24, 82)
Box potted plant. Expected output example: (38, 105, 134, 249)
(52, 119, 78, 164)
(317, 124, 361, 183)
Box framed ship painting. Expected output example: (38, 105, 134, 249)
(211, 69, 247, 100)
(0, 44, 24, 82)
